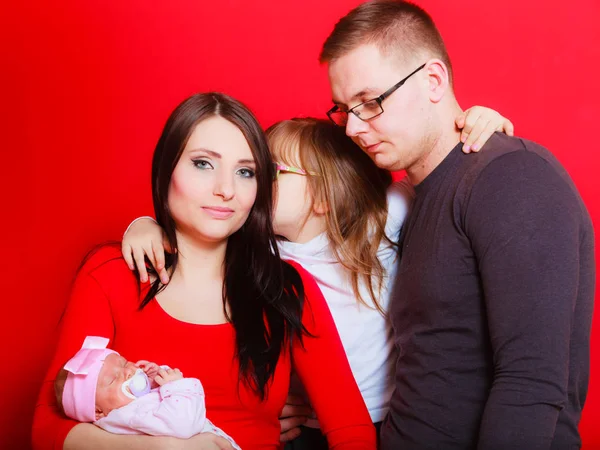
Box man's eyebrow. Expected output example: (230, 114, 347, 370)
(332, 88, 379, 107)
(352, 88, 379, 100)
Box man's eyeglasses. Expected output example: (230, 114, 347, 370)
(326, 63, 426, 127)
(272, 163, 319, 180)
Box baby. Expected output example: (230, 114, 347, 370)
(54, 336, 240, 448)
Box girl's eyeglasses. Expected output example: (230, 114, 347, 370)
(272, 163, 320, 180)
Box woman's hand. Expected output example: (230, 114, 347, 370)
(169, 433, 235, 450)
(122, 217, 171, 284)
(64, 424, 235, 450)
(456, 106, 515, 153)
(279, 393, 313, 442)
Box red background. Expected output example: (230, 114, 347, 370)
(2, 0, 599, 448)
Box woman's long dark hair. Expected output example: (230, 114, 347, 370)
(143, 92, 306, 399)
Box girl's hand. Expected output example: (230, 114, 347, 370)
(122, 217, 171, 284)
(456, 106, 515, 153)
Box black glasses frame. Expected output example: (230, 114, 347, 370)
(326, 63, 427, 126)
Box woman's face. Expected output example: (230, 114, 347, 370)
(168, 116, 258, 244)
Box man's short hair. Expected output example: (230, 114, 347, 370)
(320, 0, 453, 86)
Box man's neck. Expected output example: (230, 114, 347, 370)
(407, 104, 463, 186)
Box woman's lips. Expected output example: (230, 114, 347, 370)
(202, 206, 235, 219)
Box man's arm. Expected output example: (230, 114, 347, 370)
(464, 148, 588, 450)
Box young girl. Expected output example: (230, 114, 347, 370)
(268, 118, 409, 448)
(32, 92, 377, 450)
(122, 107, 513, 448)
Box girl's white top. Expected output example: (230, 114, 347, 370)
(278, 179, 414, 425)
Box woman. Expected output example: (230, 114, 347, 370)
(32, 93, 376, 450)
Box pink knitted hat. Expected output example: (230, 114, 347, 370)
(62, 336, 118, 422)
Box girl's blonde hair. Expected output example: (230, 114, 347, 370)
(266, 118, 394, 314)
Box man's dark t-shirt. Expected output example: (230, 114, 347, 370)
(381, 133, 595, 450)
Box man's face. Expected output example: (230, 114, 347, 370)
(328, 44, 432, 172)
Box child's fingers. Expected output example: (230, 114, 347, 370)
(132, 247, 149, 283)
(470, 129, 494, 153)
(122, 243, 135, 271)
(463, 119, 490, 153)
(502, 118, 515, 136)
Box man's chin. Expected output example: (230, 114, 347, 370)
(372, 151, 403, 171)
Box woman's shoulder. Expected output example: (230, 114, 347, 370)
(64, 244, 141, 332)
(283, 259, 311, 283)
(283, 259, 321, 296)
(78, 242, 138, 289)
(283, 259, 325, 307)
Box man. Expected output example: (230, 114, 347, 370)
(321, 1, 595, 449)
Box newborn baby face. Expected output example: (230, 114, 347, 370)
(95, 353, 138, 419)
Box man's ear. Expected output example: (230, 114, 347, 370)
(425, 58, 451, 104)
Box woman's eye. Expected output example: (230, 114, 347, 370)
(192, 159, 213, 170)
(237, 168, 255, 178)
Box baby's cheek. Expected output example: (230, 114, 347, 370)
(113, 386, 135, 410)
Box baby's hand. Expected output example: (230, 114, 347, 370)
(136, 360, 161, 381)
(155, 367, 184, 386)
